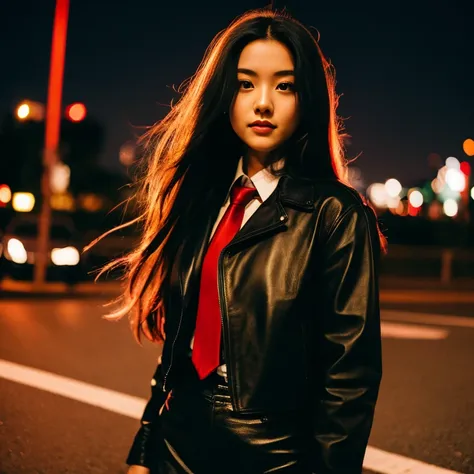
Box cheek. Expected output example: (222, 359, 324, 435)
(280, 100, 300, 135)
(286, 98, 299, 121)
(230, 97, 245, 130)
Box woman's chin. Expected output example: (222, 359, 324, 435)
(244, 142, 279, 154)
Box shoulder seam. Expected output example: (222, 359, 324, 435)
(326, 203, 367, 240)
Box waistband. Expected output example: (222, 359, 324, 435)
(173, 364, 230, 402)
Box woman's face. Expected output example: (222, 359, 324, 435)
(230, 39, 300, 163)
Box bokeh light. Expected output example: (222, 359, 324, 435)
(0, 184, 12, 204)
(445, 157, 460, 169)
(119, 142, 136, 166)
(66, 102, 87, 122)
(443, 199, 458, 217)
(51, 246, 80, 266)
(50, 163, 71, 194)
(431, 178, 444, 194)
(385, 178, 402, 198)
(445, 168, 466, 192)
(395, 200, 408, 216)
(367, 183, 388, 208)
(12, 192, 35, 212)
(15, 100, 45, 121)
(387, 196, 401, 209)
(16, 103, 30, 120)
(463, 138, 474, 157)
(408, 189, 423, 208)
(460, 161, 471, 176)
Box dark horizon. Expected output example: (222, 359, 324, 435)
(1, 0, 472, 188)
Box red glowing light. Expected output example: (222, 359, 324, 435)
(0, 184, 12, 205)
(460, 161, 471, 176)
(66, 102, 86, 122)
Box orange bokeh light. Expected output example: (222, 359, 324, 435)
(66, 102, 86, 122)
(463, 138, 474, 157)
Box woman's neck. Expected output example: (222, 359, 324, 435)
(244, 152, 266, 178)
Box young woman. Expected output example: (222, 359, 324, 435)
(95, 8, 384, 474)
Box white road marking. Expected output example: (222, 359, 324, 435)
(382, 310, 474, 329)
(0, 358, 462, 474)
(0, 359, 146, 419)
(364, 445, 460, 474)
(381, 322, 448, 340)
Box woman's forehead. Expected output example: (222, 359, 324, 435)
(237, 40, 295, 73)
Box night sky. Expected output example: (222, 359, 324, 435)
(1, 0, 472, 187)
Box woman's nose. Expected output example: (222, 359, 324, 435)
(254, 90, 273, 115)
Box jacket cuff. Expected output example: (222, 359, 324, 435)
(126, 422, 162, 469)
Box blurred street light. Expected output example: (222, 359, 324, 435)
(463, 138, 474, 157)
(7, 239, 28, 264)
(50, 162, 70, 193)
(408, 189, 423, 208)
(65, 102, 86, 122)
(17, 103, 30, 120)
(51, 246, 80, 266)
(431, 177, 443, 194)
(16, 100, 45, 121)
(445, 156, 460, 169)
(119, 141, 136, 166)
(367, 183, 388, 208)
(0, 184, 12, 205)
(444, 199, 458, 217)
(12, 192, 35, 212)
(445, 168, 466, 192)
(460, 161, 471, 177)
(385, 178, 402, 198)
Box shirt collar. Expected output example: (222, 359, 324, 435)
(228, 156, 284, 203)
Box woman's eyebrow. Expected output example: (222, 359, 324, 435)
(237, 68, 295, 77)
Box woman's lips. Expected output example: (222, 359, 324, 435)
(250, 125, 275, 134)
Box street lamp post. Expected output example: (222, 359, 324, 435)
(34, 0, 70, 286)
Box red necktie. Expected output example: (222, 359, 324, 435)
(192, 182, 258, 380)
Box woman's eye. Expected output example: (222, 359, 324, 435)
(239, 80, 253, 89)
(277, 82, 295, 91)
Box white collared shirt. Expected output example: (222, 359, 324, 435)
(191, 156, 284, 378)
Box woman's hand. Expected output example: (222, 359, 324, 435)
(127, 466, 150, 474)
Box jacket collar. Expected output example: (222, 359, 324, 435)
(278, 175, 314, 211)
(177, 174, 314, 309)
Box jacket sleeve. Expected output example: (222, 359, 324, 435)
(126, 361, 168, 470)
(310, 203, 383, 474)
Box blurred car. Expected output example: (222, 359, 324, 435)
(0, 214, 83, 283)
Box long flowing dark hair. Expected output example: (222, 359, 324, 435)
(87, 8, 382, 343)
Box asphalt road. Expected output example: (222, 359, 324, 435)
(0, 297, 473, 474)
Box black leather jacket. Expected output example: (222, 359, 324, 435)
(127, 175, 383, 473)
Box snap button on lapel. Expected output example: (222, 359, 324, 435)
(280, 216, 285, 221)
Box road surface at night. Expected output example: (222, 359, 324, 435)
(0, 297, 473, 473)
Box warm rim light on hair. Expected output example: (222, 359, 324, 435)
(85, 8, 386, 344)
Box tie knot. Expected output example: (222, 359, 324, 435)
(230, 183, 257, 207)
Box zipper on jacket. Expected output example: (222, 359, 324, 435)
(162, 271, 185, 393)
(216, 218, 289, 410)
(217, 247, 238, 409)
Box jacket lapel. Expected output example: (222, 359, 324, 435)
(178, 174, 315, 300)
(230, 175, 314, 248)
